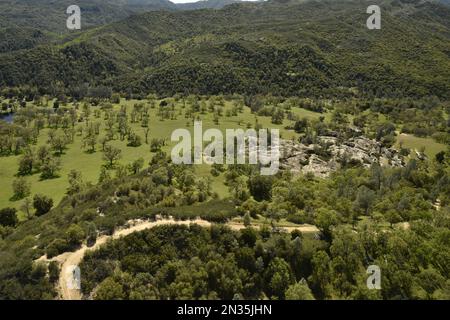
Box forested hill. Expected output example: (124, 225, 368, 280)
(0, 0, 176, 33)
(176, 0, 246, 10)
(0, 0, 177, 53)
(0, 0, 251, 53)
(0, 0, 250, 36)
(1, 0, 449, 99)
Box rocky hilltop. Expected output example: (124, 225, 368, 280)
(280, 136, 405, 178)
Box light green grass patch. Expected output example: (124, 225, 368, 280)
(395, 133, 446, 158)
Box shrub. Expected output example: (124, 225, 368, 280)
(65, 224, 86, 247)
(46, 238, 70, 258)
(33, 194, 53, 216)
(0, 207, 18, 227)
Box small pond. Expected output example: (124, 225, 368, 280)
(0, 113, 14, 123)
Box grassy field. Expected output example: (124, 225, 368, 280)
(395, 133, 446, 159)
(3, 97, 444, 219)
(0, 98, 317, 217)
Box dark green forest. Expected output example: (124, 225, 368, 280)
(1, 0, 449, 98)
(80, 215, 450, 300)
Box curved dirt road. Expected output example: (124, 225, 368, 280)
(41, 218, 318, 300)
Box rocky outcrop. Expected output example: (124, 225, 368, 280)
(280, 136, 404, 178)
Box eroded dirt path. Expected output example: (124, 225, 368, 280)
(38, 218, 318, 300)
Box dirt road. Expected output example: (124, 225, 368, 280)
(38, 218, 318, 300)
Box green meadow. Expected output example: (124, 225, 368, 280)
(2, 98, 445, 219)
(0, 99, 322, 217)
(396, 133, 446, 159)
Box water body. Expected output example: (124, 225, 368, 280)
(0, 113, 14, 123)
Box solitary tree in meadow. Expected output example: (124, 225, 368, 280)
(20, 197, 33, 220)
(67, 170, 84, 195)
(103, 145, 122, 167)
(40, 156, 61, 180)
(12, 177, 30, 200)
(18, 148, 34, 176)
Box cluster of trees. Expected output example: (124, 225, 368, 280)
(236, 95, 442, 154)
(351, 97, 449, 144)
(74, 142, 449, 300)
(274, 96, 449, 146)
(0, 193, 53, 230)
(17, 145, 62, 180)
(0, 144, 448, 299)
(0, 119, 38, 156)
(223, 147, 449, 237)
(1, 93, 250, 220)
(80, 224, 318, 300)
(0, 101, 80, 160)
(42, 153, 216, 257)
(79, 200, 450, 301)
(305, 212, 450, 300)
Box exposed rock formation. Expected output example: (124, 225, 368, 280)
(280, 136, 404, 178)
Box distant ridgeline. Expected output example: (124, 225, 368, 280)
(0, 0, 449, 99)
(0, 0, 249, 35)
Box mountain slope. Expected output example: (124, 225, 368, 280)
(0, 0, 258, 54)
(0, 0, 176, 33)
(0, 0, 178, 53)
(0, 0, 254, 35)
(1, 0, 449, 98)
(177, 0, 250, 10)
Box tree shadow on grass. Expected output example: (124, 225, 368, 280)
(39, 174, 61, 182)
(9, 194, 28, 202)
